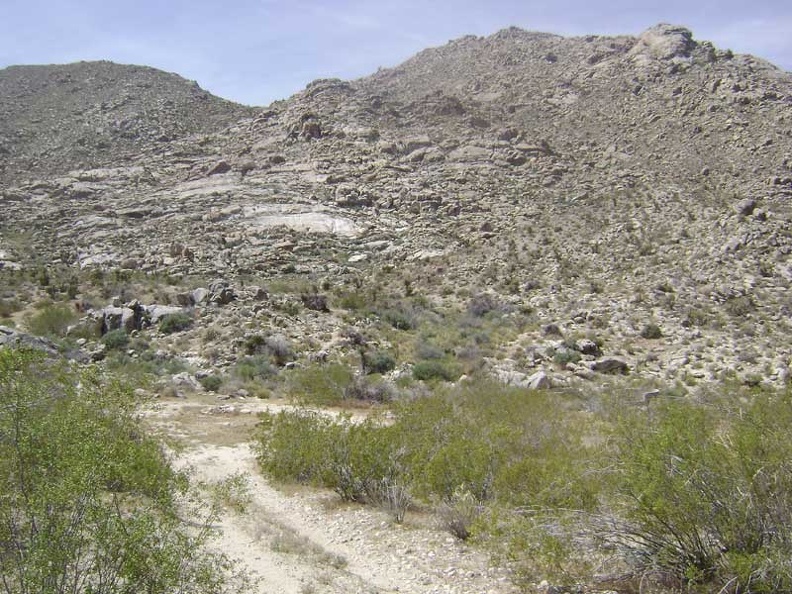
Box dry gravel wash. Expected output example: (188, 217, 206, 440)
(145, 396, 517, 594)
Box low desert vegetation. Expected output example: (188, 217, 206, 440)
(24, 301, 77, 339)
(159, 311, 194, 334)
(256, 377, 792, 592)
(0, 348, 244, 593)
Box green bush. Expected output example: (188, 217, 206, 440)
(256, 409, 407, 519)
(25, 303, 77, 338)
(412, 360, 460, 382)
(233, 355, 276, 382)
(256, 379, 596, 526)
(613, 395, 792, 591)
(381, 308, 415, 330)
(199, 374, 223, 392)
(159, 311, 194, 334)
(101, 327, 130, 350)
(0, 349, 240, 594)
(414, 339, 444, 360)
(257, 375, 792, 590)
(343, 375, 397, 403)
(551, 347, 581, 367)
(362, 350, 396, 375)
(724, 295, 755, 317)
(243, 333, 294, 366)
(0, 297, 22, 318)
(639, 322, 663, 339)
(286, 363, 353, 405)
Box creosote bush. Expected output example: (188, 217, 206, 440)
(101, 327, 130, 350)
(257, 378, 596, 527)
(159, 311, 194, 334)
(233, 355, 276, 382)
(25, 302, 77, 338)
(199, 374, 223, 392)
(0, 349, 243, 594)
(412, 359, 460, 382)
(361, 350, 396, 375)
(613, 394, 792, 592)
(257, 375, 792, 591)
(639, 322, 663, 339)
(286, 363, 353, 405)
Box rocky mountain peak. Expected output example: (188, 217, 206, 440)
(629, 23, 697, 61)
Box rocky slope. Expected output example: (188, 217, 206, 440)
(0, 60, 254, 184)
(1, 23, 791, 393)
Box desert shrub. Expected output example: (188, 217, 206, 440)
(613, 394, 792, 591)
(682, 306, 709, 328)
(159, 311, 194, 334)
(101, 327, 130, 351)
(361, 350, 396, 375)
(67, 318, 103, 341)
(256, 410, 395, 504)
(724, 295, 755, 317)
(412, 360, 460, 382)
(265, 334, 294, 366)
(551, 347, 581, 367)
(199, 374, 223, 392)
(337, 291, 367, 311)
(414, 339, 445, 360)
(286, 363, 353, 405)
(639, 322, 663, 339)
(24, 303, 77, 338)
(300, 293, 329, 312)
(243, 333, 268, 355)
(256, 410, 333, 484)
(257, 378, 596, 529)
(243, 333, 294, 366)
(0, 349, 240, 594)
(0, 297, 22, 318)
(467, 293, 511, 317)
(233, 355, 276, 382)
(436, 488, 484, 540)
(343, 375, 397, 403)
(381, 307, 416, 330)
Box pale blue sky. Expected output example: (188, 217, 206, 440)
(1, 0, 790, 106)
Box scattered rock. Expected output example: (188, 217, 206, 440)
(734, 198, 757, 216)
(592, 358, 630, 375)
(0, 325, 59, 356)
(208, 280, 236, 305)
(527, 370, 552, 390)
(206, 160, 232, 176)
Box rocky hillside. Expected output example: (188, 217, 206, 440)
(0, 61, 254, 184)
(1, 24, 791, 394)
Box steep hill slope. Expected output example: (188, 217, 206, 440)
(0, 60, 254, 184)
(1, 24, 791, 392)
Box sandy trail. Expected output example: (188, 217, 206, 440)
(145, 396, 517, 594)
